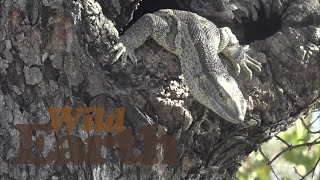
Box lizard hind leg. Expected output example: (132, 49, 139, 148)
(109, 14, 157, 67)
(109, 11, 179, 66)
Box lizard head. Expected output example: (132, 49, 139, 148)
(208, 75, 247, 124)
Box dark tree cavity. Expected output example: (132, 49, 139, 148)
(242, 8, 282, 44)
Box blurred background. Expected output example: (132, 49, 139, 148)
(237, 103, 320, 180)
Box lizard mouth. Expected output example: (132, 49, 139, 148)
(207, 97, 245, 124)
(212, 76, 247, 123)
(212, 96, 246, 124)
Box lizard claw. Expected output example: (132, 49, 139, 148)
(108, 42, 138, 68)
(234, 45, 262, 79)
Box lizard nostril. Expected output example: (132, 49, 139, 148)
(227, 98, 234, 109)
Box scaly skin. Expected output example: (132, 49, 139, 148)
(108, 9, 262, 124)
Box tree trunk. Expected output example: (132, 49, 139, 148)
(0, 0, 319, 179)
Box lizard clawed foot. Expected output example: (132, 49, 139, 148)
(108, 42, 138, 68)
(232, 45, 262, 79)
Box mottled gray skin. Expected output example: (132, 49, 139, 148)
(109, 9, 261, 124)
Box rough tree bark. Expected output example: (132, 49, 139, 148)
(0, 0, 319, 179)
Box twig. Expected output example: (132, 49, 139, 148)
(297, 157, 320, 180)
(300, 117, 320, 134)
(269, 139, 320, 164)
(259, 148, 282, 180)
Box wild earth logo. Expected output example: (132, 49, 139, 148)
(15, 107, 177, 165)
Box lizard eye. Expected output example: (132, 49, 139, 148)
(218, 90, 226, 98)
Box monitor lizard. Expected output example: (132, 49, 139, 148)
(107, 9, 262, 124)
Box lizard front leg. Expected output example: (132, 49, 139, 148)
(218, 27, 262, 79)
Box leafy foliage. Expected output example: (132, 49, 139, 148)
(237, 103, 320, 180)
